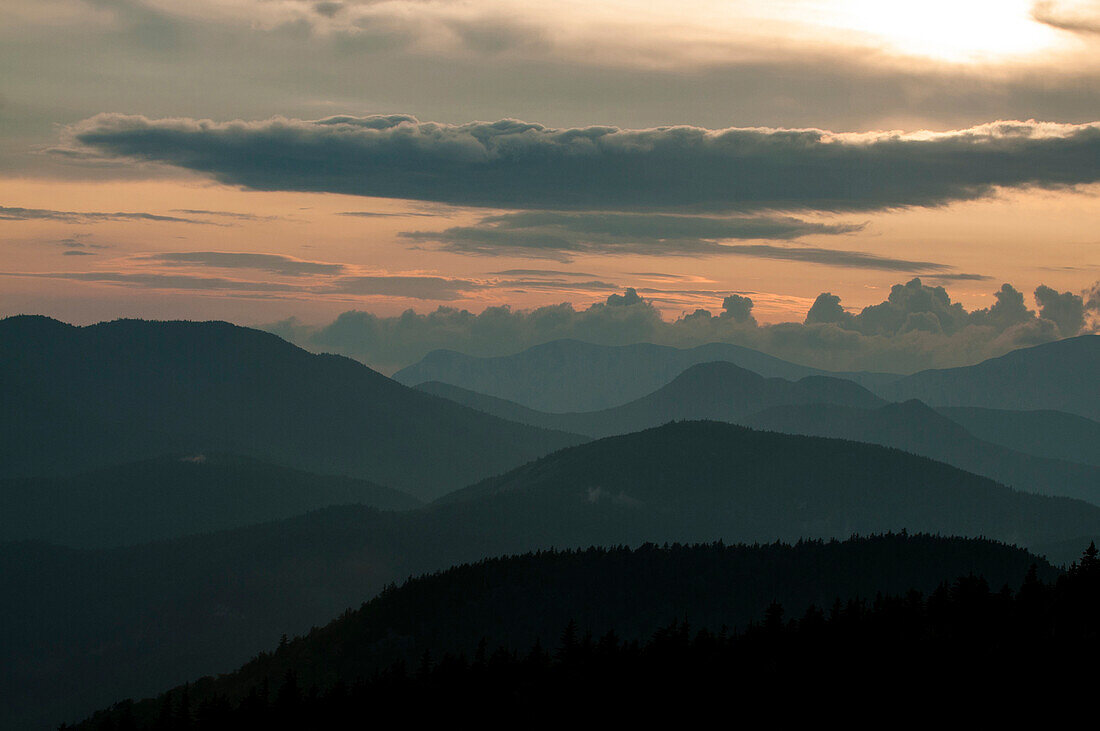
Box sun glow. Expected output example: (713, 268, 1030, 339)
(833, 0, 1064, 62)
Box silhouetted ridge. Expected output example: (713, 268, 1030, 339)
(0, 315, 582, 498)
(71, 535, 1075, 728)
(0, 454, 421, 548)
(880, 333, 1100, 420)
(742, 400, 1100, 505)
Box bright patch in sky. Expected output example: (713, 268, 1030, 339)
(833, 0, 1063, 61)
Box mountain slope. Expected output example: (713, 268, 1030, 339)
(935, 406, 1100, 467)
(0, 454, 420, 548)
(742, 401, 1100, 505)
(394, 339, 899, 412)
(437, 422, 1100, 551)
(420, 361, 885, 438)
(90, 535, 1058, 726)
(878, 334, 1100, 420)
(6, 422, 1100, 728)
(0, 316, 582, 499)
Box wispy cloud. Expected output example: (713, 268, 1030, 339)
(0, 205, 213, 225)
(140, 251, 347, 276)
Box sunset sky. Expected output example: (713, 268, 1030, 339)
(2, 0, 1098, 369)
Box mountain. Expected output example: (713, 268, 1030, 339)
(0, 454, 420, 549)
(0, 316, 582, 499)
(77, 540, 1100, 730)
(394, 339, 899, 412)
(878, 334, 1100, 420)
(935, 406, 1100, 467)
(76, 535, 1057, 728)
(742, 400, 1100, 505)
(436, 422, 1100, 552)
(419, 361, 886, 437)
(7, 422, 1100, 728)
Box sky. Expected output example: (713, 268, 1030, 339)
(1, 0, 1099, 371)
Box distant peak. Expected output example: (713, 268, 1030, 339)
(673, 360, 761, 380)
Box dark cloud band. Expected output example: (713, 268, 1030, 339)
(67, 115, 1100, 213)
(402, 211, 949, 270)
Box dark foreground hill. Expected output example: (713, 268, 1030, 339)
(394, 339, 898, 412)
(0, 455, 419, 548)
(82, 543, 1100, 729)
(0, 316, 582, 499)
(8, 422, 1100, 728)
(418, 361, 885, 437)
(743, 401, 1100, 505)
(73, 535, 1060, 729)
(879, 334, 1100, 420)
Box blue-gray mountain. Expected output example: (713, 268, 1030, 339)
(879, 334, 1100, 421)
(416, 360, 886, 437)
(419, 366, 1100, 503)
(394, 339, 899, 412)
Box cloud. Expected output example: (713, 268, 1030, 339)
(409, 226, 955, 270)
(328, 275, 487, 300)
(265, 278, 1096, 374)
(805, 279, 1083, 338)
(0, 204, 212, 224)
(170, 209, 278, 222)
(1036, 283, 1087, 335)
(337, 210, 438, 218)
(0, 269, 485, 301)
(1032, 1, 1100, 34)
(401, 210, 959, 271)
(66, 115, 1100, 214)
(488, 269, 602, 278)
(402, 211, 894, 264)
(141, 251, 347, 276)
(2, 270, 302, 292)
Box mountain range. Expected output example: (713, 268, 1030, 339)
(0, 316, 582, 500)
(8, 420, 1099, 728)
(394, 339, 899, 412)
(880, 334, 1100, 421)
(417, 360, 886, 437)
(399, 334, 1100, 421)
(419, 365, 1100, 503)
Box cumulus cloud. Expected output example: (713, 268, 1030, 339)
(66, 115, 1100, 214)
(719, 294, 756, 325)
(804, 279, 1090, 338)
(266, 278, 1096, 374)
(1037, 283, 1088, 335)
